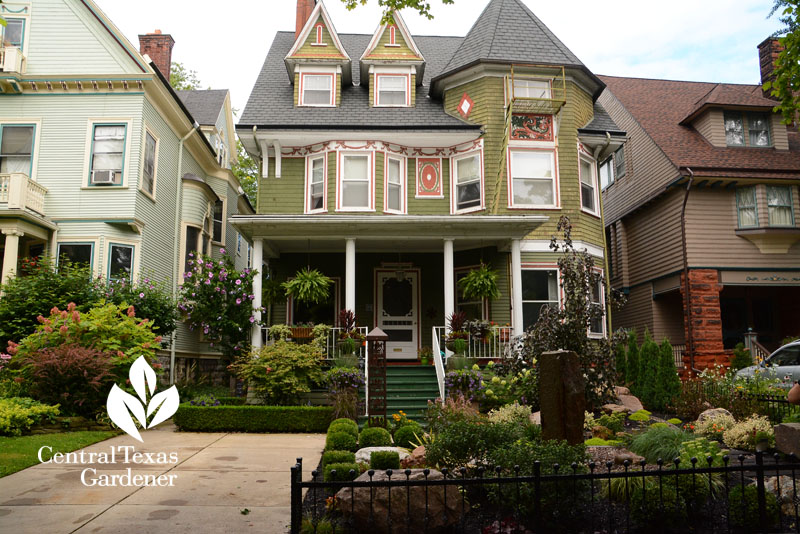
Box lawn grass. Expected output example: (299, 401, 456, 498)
(0, 430, 119, 477)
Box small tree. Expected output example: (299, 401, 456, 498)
(655, 338, 681, 411)
(636, 332, 660, 409)
(516, 216, 626, 409)
(179, 249, 260, 362)
(625, 330, 640, 391)
(615, 339, 627, 385)
(169, 61, 202, 91)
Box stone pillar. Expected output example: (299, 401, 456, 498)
(510, 239, 523, 336)
(345, 238, 356, 312)
(443, 238, 454, 325)
(681, 268, 726, 370)
(1, 230, 22, 284)
(251, 238, 264, 349)
(539, 350, 585, 445)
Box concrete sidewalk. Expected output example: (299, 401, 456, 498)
(0, 425, 325, 534)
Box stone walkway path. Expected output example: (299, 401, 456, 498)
(0, 424, 325, 533)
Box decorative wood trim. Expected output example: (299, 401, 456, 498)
(415, 157, 443, 198)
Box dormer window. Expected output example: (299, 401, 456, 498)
(724, 111, 771, 147)
(300, 73, 334, 107)
(375, 74, 409, 107)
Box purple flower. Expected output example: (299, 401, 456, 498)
(139, 292, 145, 298)
(220, 248, 226, 254)
(236, 298, 242, 305)
(235, 279, 241, 285)
(249, 316, 255, 323)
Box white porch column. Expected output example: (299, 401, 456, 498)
(345, 238, 356, 312)
(511, 238, 524, 336)
(443, 238, 455, 325)
(1, 230, 22, 284)
(251, 238, 264, 348)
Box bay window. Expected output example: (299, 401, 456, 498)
(509, 149, 556, 207)
(142, 131, 156, 196)
(453, 152, 481, 212)
(599, 157, 613, 189)
(589, 279, 605, 337)
(513, 78, 551, 99)
(579, 156, 597, 214)
(767, 185, 794, 226)
(736, 186, 758, 228)
(108, 244, 134, 282)
(57, 243, 92, 268)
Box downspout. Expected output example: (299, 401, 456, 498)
(594, 133, 614, 334)
(680, 168, 695, 372)
(170, 122, 200, 385)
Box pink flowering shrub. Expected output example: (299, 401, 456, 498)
(179, 249, 260, 362)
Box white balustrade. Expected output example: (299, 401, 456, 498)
(0, 173, 47, 215)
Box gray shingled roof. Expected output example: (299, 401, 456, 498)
(239, 32, 479, 129)
(579, 102, 624, 135)
(177, 89, 228, 126)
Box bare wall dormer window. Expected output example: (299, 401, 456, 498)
(724, 111, 771, 147)
(300, 73, 335, 107)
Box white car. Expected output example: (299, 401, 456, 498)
(735, 340, 800, 386)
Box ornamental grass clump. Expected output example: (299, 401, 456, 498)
(325, 367, 364, 420)
(723, 414, 774, 450)
(629, 425, 691, 464)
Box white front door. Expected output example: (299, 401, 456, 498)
(376, 270, 419, 359)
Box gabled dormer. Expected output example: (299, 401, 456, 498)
(359, 11, 425, 108)
(284, 0, 351, 108)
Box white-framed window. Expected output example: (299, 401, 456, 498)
(589, 277, 605, 337)
(375, 74, 409, 107)
(521, 267, 560, 331)
(579, 155, 598, 215)
(767, 185, 794, 226)
(212, 199, 224, 243)
(300, 73, 335, 107)
(89, 124, 126, 186)
(509, 148, 558, 208)
(384, 155, 406, 214)
(2, 18, 25, 49)
(57, 242, 94, 268)
(337, 151, 373, 211)
(305, 154, 327, 213)
(736, 186, 758, 228)
(183, 225, 202, 274)
(108, 243, 135, 283)
(513, 78, 551, 100)
(725, 111, 771, 147)
(141, 129, 157, 197)
(599, 157, 614, 189)
(452, 151, 482, 213)
(0, 124, 35, 176)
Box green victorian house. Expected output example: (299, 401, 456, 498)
(235, 0, 625, 401)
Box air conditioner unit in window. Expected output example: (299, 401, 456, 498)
(91, 170, 116, 185)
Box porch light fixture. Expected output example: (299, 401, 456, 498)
(395, 269, 406, 282)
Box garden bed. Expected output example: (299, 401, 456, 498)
(172, 404, 333, 433)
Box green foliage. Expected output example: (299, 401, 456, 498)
(0, 258, 102, 347)
(323, 462, 359, 482)
(328, 422, 359, 438)
(584, 437, 623, 446)
(321, 450, 356, 468)
(172, 405, 333, 432)
(358, 427, 392, 447)
(282, 268, 332, 304)
(105, 275, 178, 339)
(487, 402, 532, 425)
(728, 485, 780, 530)
(216, 397, 246, 405)
(392, 424, 421, 448)
(180, 250, 258, 362)
(615, 339, 627, 384)
(783, 411, 800, 423)
(325, 367, 364, 420)
(655, 338, 682, 411)
(457, 263, 500, 300)
(231, 341, 323, 405)
(426, 419, 539, 469)
(330, 418, 359, 431)
(629, 425, 691, 463)
(232, 140, 258, 206)
(169, 61, 202, 90)
(667, 418, 682, 425)
(326, 431, 358, 452)
(723, 414, 774, 450)
(766, 1, 800, 125)
(300, 518, 335, 534)
(730, 342, 753, 371)
(625, 330, 640, 387)
(595, 412, 626, 434)
(629, 486, 687, 529)
(340, 0, 456, 23)
(628, 410, 651, 422)
(426, 395, 481, 435)
(369, 450, 400, 470)
(0, 397, 60, 436)
(636, 332, 660, 408)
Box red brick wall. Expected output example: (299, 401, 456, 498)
(680, 269, 730, 370)
(296, 0, 316, 39)
(138, 31, 175, 80)
(758, 38, 783, 94)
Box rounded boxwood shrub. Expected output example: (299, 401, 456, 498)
(359, 427, 392, 448)
(323, 462, 359, 482)
(330, 418, 358, 431)
(370, 450, 400, 470)
(325, 431, 358, 452)
(393, 424, 422, 448)
(322, 450, 356, 468)
(328, 422, 358, 438)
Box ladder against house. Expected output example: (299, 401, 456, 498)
(385, 366, 439, 423)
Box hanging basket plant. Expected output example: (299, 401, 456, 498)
(282, 268, 332, 304)
(458, 263, 500, 301)
(262, 277, 285, 304)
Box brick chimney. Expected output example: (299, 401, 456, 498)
(138, 30, 175, 80)
(296, 0, 316, 40)
(758, 37, 784, 97)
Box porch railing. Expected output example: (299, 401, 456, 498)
(432, 325, 514, 361)
(263, 326, 368, 360)
(0, 173, 47, 215)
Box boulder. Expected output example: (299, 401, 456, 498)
(337, 469, 461, 531)
(618, 394, 644, 413)
(355, 447, 410, 465)
(400, 446, 426, 469)
(764, 475, 800, 516)
(614, 450, 645, 466)
(602, 403, 630, 414)
(774, 423, 800, 457)
(614, 386, 631, 397)
(697, 408, 732, 424)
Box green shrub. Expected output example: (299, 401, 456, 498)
(637, 332, 660, 409)
(728, 485, 779, 530)
(331, 417, 359, 429)
(321, 450, 356, 468)
(172, 405, 332, 432)
(650, 422, 668, 429)
(323, 462, 359, 482)
(328, 421, 358, 438)
(625, 330, 640, 389)
(487, 402, 532, 424)
(392, 424, 422, 448)
(615, 337, 627, 384)
(425, 420, 535, 469)
(722, 415, 773, 450)
(783, 411, 800, 423)
(105, 275, 178, 340)
(630, 485, 688, 529)
(628, 410, 651, 422)
(629, 425, 691, 463)
(730, 342, 753, 371)
(667, 418, 682, 425)
(585, 437, 623, 446)
(359, 427, 392, 448)
(655, 338, 682, 411)
(595, 412, 626, 433)
(0, 397, 60, 436)
(230, 341, 324, 405)
(300, 518, 335, 534)
(326, 431, 358, 452)
(216, 397, 246, 406)
(370, 450, 400, 470)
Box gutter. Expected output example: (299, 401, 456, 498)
(680, 168, 695, 372)
(594, 133, 614, 334)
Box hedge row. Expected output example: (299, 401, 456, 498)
(173, 404, 333, 433)
(216, 397, 246, 406)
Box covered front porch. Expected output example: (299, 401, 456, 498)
(233, 214, 547, 359)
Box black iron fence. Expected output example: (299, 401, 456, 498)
(750, 393, 800, 423)
(291, 453, 800, 534)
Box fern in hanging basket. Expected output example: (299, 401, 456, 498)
(458, 263, 500, 301)
(282, 268, 332, 304)
(262, 277, 285, 304)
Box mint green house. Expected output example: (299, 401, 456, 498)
(0, 0, 254, 380)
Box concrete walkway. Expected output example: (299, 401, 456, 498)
(0, 424, 325, 534)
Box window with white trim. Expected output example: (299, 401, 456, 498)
(300, 74, 334, 106)
(57, 243, 93, 268)
(513, 78, 551, 99)
(307, 155, 325, 212)
(736, 186, 758, 228)
(89, 124, 126, 185)
(579, 156, 598, 214)
(0, 124, 34, 175)
(212, 200, 224, 242)
(109, 244, 134, 282)
(376, 75, 408, 107)
(385, 156, 404, 213)
(521, 269, 559, 331)
(599, 157, 613, 189)
(340, 154, 371, 209)
(2, 19, 24, 49)
(725, 111, 771, 147)
(453, 153, 481, 212)
(510, 149, 556, 207)
(142, 131, 156, 196)
(184, 226, 200, 274)
(767, 185, 794, 226)
(589, 279, 605, 337)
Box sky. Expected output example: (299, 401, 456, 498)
(93, 0, 784, 114)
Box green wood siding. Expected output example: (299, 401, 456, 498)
(259, 157, 306, 213)
(365, 17, 420, 60)
(290, 13, 345, 59)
